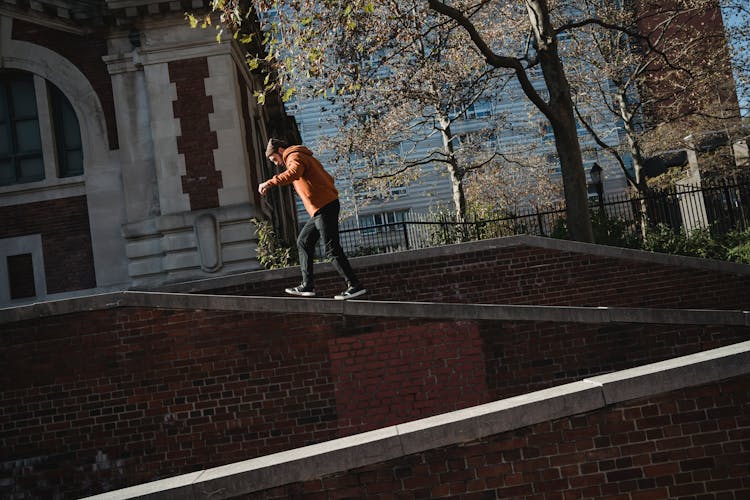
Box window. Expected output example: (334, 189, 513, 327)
(0, 71, 83, 186)
(546, 153, 561, 174)
(0, 72, 44, 185)
(7, 253, 36, 299)
(466, 100, 492, 120)
(540, 122, 554, 141)
(50, 84, 83, 177)
(452, 100, 493, 121)
(0, 234, 46, 302)
(358, 210, 408, 234)
(284, 101, 299, 114)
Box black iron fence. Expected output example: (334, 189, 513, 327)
(326, 180, 750, 257)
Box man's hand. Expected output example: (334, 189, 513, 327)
(258, 181, 270, 196)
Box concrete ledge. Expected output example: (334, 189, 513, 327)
(149, 234, 750, 295)
(81, 340, 750, 500)
(395, 380, 605, 456)
(0, 292, 125, 323)
(585, 341, 750, 404)
(2, 290, 749, 327)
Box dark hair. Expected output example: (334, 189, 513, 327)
(266, 138, 288, 157)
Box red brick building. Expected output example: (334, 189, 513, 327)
(0, 0, 299, 306)
(635, 1, 743, 144)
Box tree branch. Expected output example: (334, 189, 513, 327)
(427, 0, 553, 120)
(573, 105, 636, 187)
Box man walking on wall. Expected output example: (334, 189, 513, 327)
(258, 138, 367, 300)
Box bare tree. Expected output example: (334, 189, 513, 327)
(425, 0, 596, 241)
(209, 0, 747, 242)
(207, 0, 595, 240)
(313, 1, 513, 223)
(562, 0, 746, 192)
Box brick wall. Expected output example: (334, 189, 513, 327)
(169, 57, 223, 211)
(0, 196, 96, 294)
(12, 19, 119, 150)
(247, 374, 750, 499)
(204, 242, 750, 310)
(330, 321, 488, 435)
(1, 303, 748, 498)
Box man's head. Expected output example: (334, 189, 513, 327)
(266, 138, 288, 167)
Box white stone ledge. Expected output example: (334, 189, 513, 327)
(2, 290, 749, 328)
(0, 176, 85, 206)
(80, 340, 750, 500)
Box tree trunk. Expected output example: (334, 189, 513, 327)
(438, 114, 468, 223)
(526, 0, 593, 243)
(616, 94, 650, 238)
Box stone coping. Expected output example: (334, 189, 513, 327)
(150, 234, 750, 294)
(1, 290, 749, 326)
(81, 340, 750, 500)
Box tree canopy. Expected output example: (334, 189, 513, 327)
(204, 0, 749, 243)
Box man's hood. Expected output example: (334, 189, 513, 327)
(283, 145, 313, 160)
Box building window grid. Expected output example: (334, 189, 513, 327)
(50, 84, 83, 178)
(0, 71, 84, 186)
(0, 72, 45, 186)
(358, 209, 408, 234)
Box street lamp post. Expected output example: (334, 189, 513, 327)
(589, 162, 605, 213)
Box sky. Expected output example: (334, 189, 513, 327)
(722, 5, 749, 119)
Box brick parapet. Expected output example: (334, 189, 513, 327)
(2, 235, 750, 497)
(82, 341, 750, 499)
(1, 293, 749, 497)
(154, 235, 750, 311)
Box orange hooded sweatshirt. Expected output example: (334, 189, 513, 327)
(266, 145, 339, 217)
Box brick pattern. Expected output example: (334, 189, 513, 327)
(636, 5, 739, 123)
(169, 58, 223, 211)
(249, 375, 750, 499)
(479, 321, 747, 401)
(0, 309, 340, 497)
(0, 196, 95, 294)
(211, 245, 750, 310)
(1, 304, 748, 497)
(330, 321, 488, 436)
(11, 19, 119, 150)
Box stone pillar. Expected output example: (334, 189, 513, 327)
(106, 21, 263, 287)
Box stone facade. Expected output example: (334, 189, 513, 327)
(0, 0, 300, 304)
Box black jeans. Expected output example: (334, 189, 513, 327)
(297, 199, 358, 287)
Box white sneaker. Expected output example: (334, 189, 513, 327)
(334, 284, 367, 300)
(285, 284, 316, 297)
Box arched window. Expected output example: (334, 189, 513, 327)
(0, 72, 44, 185)
(50, 84, 83, 178)
(0, 70, 83, 186)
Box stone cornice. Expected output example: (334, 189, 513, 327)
(1, 0, 211, 28)
(2, 289, 749, 327)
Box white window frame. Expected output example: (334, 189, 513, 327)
(0, 233, 46, 303)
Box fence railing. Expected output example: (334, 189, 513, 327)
(324, 180, 750, 257)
